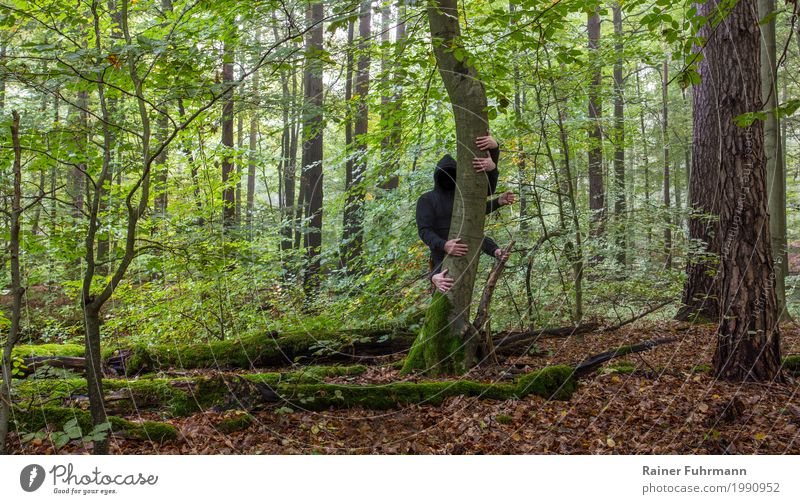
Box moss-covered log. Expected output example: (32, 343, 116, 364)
(11, 365, 576, 416)
(11, 406, 178, 442)
(12, 365, 368, 416)
(109, 331, 414, 375)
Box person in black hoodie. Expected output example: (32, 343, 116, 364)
(416, 134, 516, 293)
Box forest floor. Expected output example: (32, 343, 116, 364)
(7, 321, 800, 454)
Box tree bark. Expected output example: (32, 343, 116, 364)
(247, 31, 260, 233)
(706, 0, 782, 381)
(587, 8, 605, 240)
(759, 0, 786, 317)
(1, 110, 23, 455)
(378, 1, 406, 190)
(302, 2, 325, 303)
(401, 0, 492, 375)
(676, 2, 723, 322)
(221, 38, 236, 228)
(612, 5, 625, 265)
(662, 59, 672, 269)
(342, 0, 370, 274)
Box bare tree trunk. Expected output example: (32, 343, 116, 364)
(587, 8, 605, 240)
(662, 59, 672, 269)
(612, 5, 625, 265)
(378, 1, 406, 190)
(302, 1, 325, 302)
(1, 111, 23, 455)
(342, 0, 371, 274)
(760, 0, 787, 317)
(700, 0, 782, 381)
(676, 4, 724, 322)
(636, 68, 651, 249)
(402, 0, 492, 375)
(221, 38, 236, 228)
(247, 31, 260, 233)
(236, 113, 243, 224)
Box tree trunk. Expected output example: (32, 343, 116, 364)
(676, 3, 725, 322)
(662, 59, 672, 269)
(704, 0, 782, 381)
(378, 1, 406, 190)
(401, 0, 492, 375)
(636, 68, 651, 249)
(302, 2, 325, 303)
(247, 32, 260, 233)
(236, 113, 243, 224)
(1, 110, 23, 455)
(221, 38, 236, 228)
(612, 5, 625, 265)
(83, 305, 109, 453)
(342, 0, 370, 274)
(760, 0, 786, 317)
(587, 8, 605, 240)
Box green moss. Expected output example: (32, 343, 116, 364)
(12, 365, 577, 416)
(401, 292, 464, 375)
(13, 344, 85, 358)
(11, 406, 176, 443)
(782, 355, 800, 374)
(119, 332, 408, 374)
(215, 411, 255, 434)
(691, 364, 712, 374)
(277, 365, 576, 410)
(514, 365, 576, 401)
(495, 414, 512, 424)
(600, 361, 637, 374)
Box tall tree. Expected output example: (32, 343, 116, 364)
(402, 0, 493, 375)
(302, 1, 325, 301)
(379, 1, 406, 190)
(587, 7, 605, 239)
(676, 15, 722, 321)
(662, 59, 672, 269)
(342, 0, 371, 274)
(247, 30, 260, 233)
(612, 4, 625, 265)
(760, 0, 786, 316)
(221, 36, 236, 228)
(0, 111, 23, 455)
(695, 0, 782, 381)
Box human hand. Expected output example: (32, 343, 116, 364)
(431, 269, 454, 293)
(444, 238, 468, 257)
(498, 191, 516, 206)
(473, 153, 496, 173)
(475, 133, 498, 151)
(494, 247, 510, 262)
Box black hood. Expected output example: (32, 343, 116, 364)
(433, 154, 457, 192)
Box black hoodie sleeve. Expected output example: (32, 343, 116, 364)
(481, 235, 500, 257)
(486, 146, 500, 195)
(416, 194, 446, 253)
(486, 196, 502, 214)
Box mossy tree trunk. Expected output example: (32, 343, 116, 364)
(402, 0, 491, 375)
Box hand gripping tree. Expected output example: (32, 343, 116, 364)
(402, 0, 492, 376)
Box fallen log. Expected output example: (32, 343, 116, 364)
(12, 365, 577, 417)
(494, 300, 673, 352)
(573, 337, 678, 377)
(108, 330, 416, 375)
(16, 356, 86, 378)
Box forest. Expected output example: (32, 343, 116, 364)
(1, 0, 799, 455)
